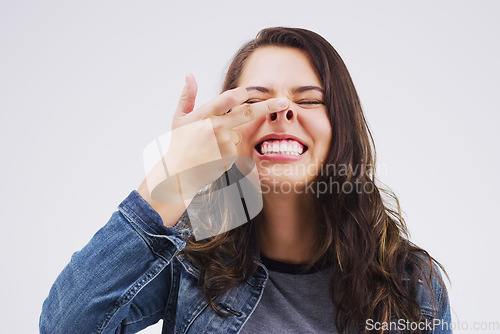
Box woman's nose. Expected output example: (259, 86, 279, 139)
(269, 109, 294, 122)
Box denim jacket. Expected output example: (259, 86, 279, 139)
(40, 191, 452, 333)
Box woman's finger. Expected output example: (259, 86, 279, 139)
(196, 87, 249, 117)
(222, 98, 289, 129)
(175, 73, 198, 115)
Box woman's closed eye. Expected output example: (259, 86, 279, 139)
(244, 99, 265, 104)
(297, 100, 324, 105)
(244, 99, 324, 105)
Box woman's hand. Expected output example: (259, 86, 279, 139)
(138, 74, 288, 226)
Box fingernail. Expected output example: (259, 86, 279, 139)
(275, 98, 288, 109)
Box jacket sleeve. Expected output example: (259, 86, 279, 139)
(432, 266, 453, 334)
(39, 190, 191, 334)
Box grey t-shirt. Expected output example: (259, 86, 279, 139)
(240, 256, 338, 334)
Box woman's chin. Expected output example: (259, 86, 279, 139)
(258, 174, 314, 196)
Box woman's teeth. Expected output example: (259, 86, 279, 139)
(258, 139, 305, 156)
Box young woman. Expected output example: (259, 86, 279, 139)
(40, 27, 452, 333)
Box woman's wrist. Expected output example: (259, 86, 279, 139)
(137, 178, 191, 227)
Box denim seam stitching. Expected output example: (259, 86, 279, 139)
(163, 259, 179, 329)
(183, 302, 210, 334)
(121, 308, 165, 326)
(177, 253, 201, 278)
(95, 259, 168, 333)
(119, 204, 160, 239)
(119, 205, 182, 264)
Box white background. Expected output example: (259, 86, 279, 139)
(1, 1, 499, 333)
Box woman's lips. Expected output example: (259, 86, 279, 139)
(255, 151, 303, 161)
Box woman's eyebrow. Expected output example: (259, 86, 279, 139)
(245, 85, 324, 94)
(245, 86, 274, 94)
(292, 86, 324, 94)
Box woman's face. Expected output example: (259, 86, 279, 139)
(235, 46, 332, 192)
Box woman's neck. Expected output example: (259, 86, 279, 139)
(258, 190, 319, 264)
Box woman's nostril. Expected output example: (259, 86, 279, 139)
(270, 112, 277, 121)
(286, 110, 293, 120)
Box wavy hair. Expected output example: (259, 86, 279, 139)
(182, 27, 448, 333)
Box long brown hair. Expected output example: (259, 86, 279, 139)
(183, 27, 448, 333)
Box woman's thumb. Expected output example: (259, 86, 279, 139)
(176, 73, 198, 115)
